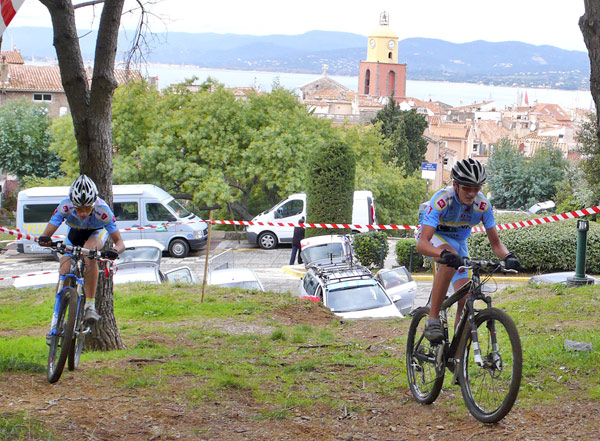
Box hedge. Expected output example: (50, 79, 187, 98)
(395, 237, 424, 271)
(353, 231, 389, 269)
(305, 139, 356, 238)
(468, 214, 600, 273)
(394, 213, 600, 274)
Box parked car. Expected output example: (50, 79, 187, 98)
(299, 263, 403, 319)
(207, 268, 265, 291)
(300, 234, 353, 266)
(13, 239, 196, 289)
(374, 266, 418, 315)
(246, 191, 376, 249)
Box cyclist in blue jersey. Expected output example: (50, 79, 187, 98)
(416, 158, 521, 343)
(38, 175, 125, 324)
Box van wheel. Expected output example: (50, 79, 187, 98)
(169, 239, 190, 258)
(258, 232, 277, 250)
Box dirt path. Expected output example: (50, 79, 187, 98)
(0, 303, 598, 440)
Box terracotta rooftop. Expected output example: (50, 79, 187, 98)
(1, 64, 141, 92)
(357, 95, 385, 109)
(428, 121, 472, 139)
(531, 103, 571, 122)
(0, 50, 24, 64)
(307, 88, 356, 101)
(3, 64, 63, 91)
(400, 97, 445, 114)
(476, 120, 510, 144)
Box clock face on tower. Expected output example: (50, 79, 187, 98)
(388, 40, 395, 49)
(370, 39, 376, 48)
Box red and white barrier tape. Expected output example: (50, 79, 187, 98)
(471, 205, 600, 233)
(0, 271, 55, 282)
(2, 205, 598, 243)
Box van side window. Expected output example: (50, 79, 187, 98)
(146, 203, 175, 222)
(274, 199, 303, 219)
(113, 202, 139, 221)
(23, 204, 57, 223)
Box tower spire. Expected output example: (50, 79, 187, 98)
(380, 11, 389, 25)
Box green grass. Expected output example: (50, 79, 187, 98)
(0, 233, 15, 250)
(0, 280, 599, 427)
(0, 412, 58, 441)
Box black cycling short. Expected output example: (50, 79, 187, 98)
(67, 228, 101, 247)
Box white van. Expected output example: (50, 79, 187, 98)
(16, 184, 209, 258)
(246, 191, 376, 249)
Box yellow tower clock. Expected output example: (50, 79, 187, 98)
(366, 11, 399, 64)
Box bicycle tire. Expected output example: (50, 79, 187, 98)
(458, 307, 522, 423)
(68, 296, 86, 371)
(47, 288, 78, 383)
(406, 306, 445, 404)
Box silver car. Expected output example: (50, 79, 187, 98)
(13, 239, 196, 289)
(299, 263, 403, 319)
(375, 266, 418, 315)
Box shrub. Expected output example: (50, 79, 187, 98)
(468, 213, 600, 273)
(395, 238, 424, 271)
(353, 231, 389, 269)
(305, 139, 356, 238)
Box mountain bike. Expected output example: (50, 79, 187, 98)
(406, 258, 522, 423)
(46, 242, 115, 384)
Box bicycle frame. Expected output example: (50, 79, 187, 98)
(407, 258, 521, 423)
(50, 255, 86, 337)
(438, 266, 495, 368)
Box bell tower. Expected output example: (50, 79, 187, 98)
(358, 12, 406, 100)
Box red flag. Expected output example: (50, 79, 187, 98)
(524, 91, 529, 106)
(0, 0, 24, 37)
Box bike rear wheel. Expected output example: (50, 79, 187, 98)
(406, 306, 445, 404)
(68, 295, 86, 371)
(459, 307, 522, 423)
(47, 288, 77, 383)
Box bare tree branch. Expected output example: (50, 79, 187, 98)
(74, 0, 104, 8)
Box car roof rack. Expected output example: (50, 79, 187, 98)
(308, 262, 374, 283)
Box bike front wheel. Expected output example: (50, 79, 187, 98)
(47, 288, 78, 383)
(68, 296, 86, 371)
(406, 306, 445, 404)
(458, 307, 522, 423)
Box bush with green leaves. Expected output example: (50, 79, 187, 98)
(467, 213, 600, 273)
(353, 231, 389, 269)
(305, 139, 356, 238)
(395, 238, 424, 271)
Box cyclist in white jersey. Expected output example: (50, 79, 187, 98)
(38, 175, 125, 324)
(416, 159, 521, 343)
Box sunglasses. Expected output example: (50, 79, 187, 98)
(459, 185, 481, 193)
(75, 205, 94, 213)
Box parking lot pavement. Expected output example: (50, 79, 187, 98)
(0, 233, 526, 297)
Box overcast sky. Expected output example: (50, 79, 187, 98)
(9, 0, 588, 52)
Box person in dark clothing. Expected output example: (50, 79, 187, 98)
(289, 216, 305, 265)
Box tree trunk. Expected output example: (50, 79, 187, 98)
(580, 0, 600, 138)
(40, 0, 125, 350)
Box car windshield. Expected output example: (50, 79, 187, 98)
(326, 279, 391, 312)
(302, 243, 345, 264)
(167, 199, 193, 218)
(214, 281, 262, 290)
(117, 247, 161, 264)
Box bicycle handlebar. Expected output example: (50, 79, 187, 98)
(436, 256, 518, 274)
(48, 242, 118, 261)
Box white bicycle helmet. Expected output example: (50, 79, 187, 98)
(69, 174, 98, 207)
(450, 158, 487, 187)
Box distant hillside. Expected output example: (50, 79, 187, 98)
(2, 27, 590, 90)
